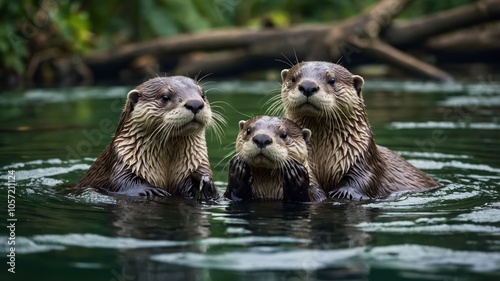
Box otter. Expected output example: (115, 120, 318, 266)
(280, 61, 439, 200)
(75, 76, 220, 200)
(224, 116, 327, 203)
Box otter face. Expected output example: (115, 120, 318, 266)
(281, 61, 364, 119)
(236, 116, 311, 169)
(126, 76, 212, 137)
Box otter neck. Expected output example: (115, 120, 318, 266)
(288, 107, 374, 188)
(114, 123, 208, 191)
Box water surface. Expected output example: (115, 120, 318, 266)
(0, 80, 499, 281)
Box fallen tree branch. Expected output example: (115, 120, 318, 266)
(354, 38, 453, 81)
(63, 0, 500, 83)
(425, 25, 500, 53)
(83, 25, 329, 68)
(384, 0, 500, 46)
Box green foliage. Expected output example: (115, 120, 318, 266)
(50, 2, 92, 54)
(73, 0, 234, 50)
(0, 0, 479, 77)
(0, 0, 30, 75)
(0, 0, 94, 76)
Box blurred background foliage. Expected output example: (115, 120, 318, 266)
(0, 0, 474, 78)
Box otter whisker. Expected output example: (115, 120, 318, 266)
(258, 88, 281, 105)
(218, 152, 237, 172)
(263, 92, 285, 116)
(213, 100, 252, 119)
(156, 124, 173, 147)
(196, 72, 213, 85)
(264, 95, 285, 115)
(265, 99, 285, 116)
(208, 111, 227, 144)
(281, 158, 291, 172)
(194, 70, 202, 82)
(278, 52, 294, 67)
(216, 145, 237, 171)
(149, 122, 167, 141)
(210, 104, 226, 112)
(261, 90, 281, 105)
(275, 59, 293, 68)
(293, 49, 299, 65)
(336, 56, 344, 65)
(205, 87, 221, 94)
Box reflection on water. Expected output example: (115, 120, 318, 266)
(0, 80, 499, 280)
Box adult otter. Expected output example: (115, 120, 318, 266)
(76, 76, 220, 200)
(224, 116, 326, 203)
(280, 61, 439, 200)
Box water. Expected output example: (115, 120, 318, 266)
(0, 79, 499, 281)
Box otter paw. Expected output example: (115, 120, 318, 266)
(110, 186, 170, 197)
(226, 156, 253, 201)
(231, 157, 251, 181)
(283, 160, 310, 202)
(196, 175, 217, 200)
(138, 187, 171, 197)
(329, 187, 368, 201)
(283, 160, 309, 188)
(199, 175, 210, 191)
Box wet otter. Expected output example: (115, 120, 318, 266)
(224, 116, 326, 203)
(76, 76, 220, 199)
(280, 61, 439, 200)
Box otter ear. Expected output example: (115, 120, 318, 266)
(281, 69, 289, 82)
(126, 89, 141, 109)
(352, 75, 364, 97)
(238, 120, 246, 131)
(115, 89, 141, 134)
(302, 128, 311, 143)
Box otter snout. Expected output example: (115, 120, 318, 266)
(298, 80, 319, 97)
(184, 99, 204, 114)
(252, 134, 273, 148)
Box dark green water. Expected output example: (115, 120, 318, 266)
(1, 80, 499, 281)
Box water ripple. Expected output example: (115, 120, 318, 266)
(390, 121, 500, 130)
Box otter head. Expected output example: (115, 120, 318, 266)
(281, 61, 364, 120)
(236, 116, 311, 169)
(119, 76, 212, 138)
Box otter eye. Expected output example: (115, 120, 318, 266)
(161, 95, 169, 102)
(291, 77, 296, 83)
(246, 128, 251, 135)
(201, 90, 206, 100)
(328, 78, 335, 86)
(280, 132, 287, 139)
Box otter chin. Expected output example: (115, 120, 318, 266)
(250, 153, 275, 168)
(75, 76, 220, 200)
(280, 61, 440, 200)
(224, 116, 326, 203)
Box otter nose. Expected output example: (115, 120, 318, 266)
(252, 134, 273, 149)
(298, 81, 319, 97)
(185, 100, 204, 114)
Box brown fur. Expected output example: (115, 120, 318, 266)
(280, 61, 439, 200)
(225, 116, 326, 202)
(75, 76, 218, 199)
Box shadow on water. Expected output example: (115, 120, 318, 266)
(0, 80, 499, 280)
(101, 196, 380, 280)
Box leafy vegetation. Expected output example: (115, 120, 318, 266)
(0, 0, 474, 80)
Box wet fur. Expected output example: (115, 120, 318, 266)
(224, 116, 326, 202)
(280, 61, 439, 200)
(76, 76, 219, 199)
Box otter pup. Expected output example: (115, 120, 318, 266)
(280, 61, 439, 200)
(76, 76, 219, 200)
(224, 116, 326, 203)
